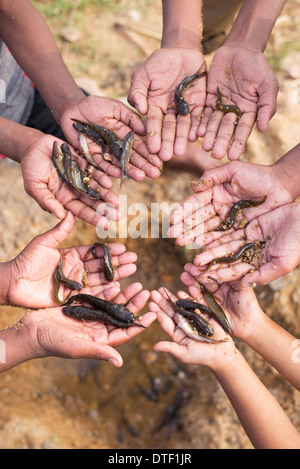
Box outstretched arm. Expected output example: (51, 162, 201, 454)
(151, 287, 300, 449)
(128, 0, 205, 160)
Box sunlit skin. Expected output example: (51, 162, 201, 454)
(0, 212, 139, 309)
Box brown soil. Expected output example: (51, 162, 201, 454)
(0, 0, 300, 450)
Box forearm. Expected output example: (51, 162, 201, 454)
(0, 320, 34, 373)
(212, 350, 300, 449)
(0, 117, 42, 162)
(242, 312, 300, 391)
(272, 144, 300, 201)
(224, 0, 287, 52)
(161, 0, 203, 49)
(0, 262, 12, 305)
(0, 0, 84, 123)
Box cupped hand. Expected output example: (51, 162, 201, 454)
(186, 203, 300, 287)
(180, 270, 265, 342)
(198, 45, 279, 160)
(169, 160, 294, 247)
(6, 212, 139, 309)
(21, 133, 120, 227)
(149, 287, 234, 367)
(128, 47, 207, 160)
(21, 282, 156, 368)
(60, 95, 162, 181)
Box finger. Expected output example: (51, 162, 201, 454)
(128, 70, 149, 116)
(31, 184, 67, 220)
(153, 341, 187, 360)
(173, 114, 191, 157)
(256, 76, 279, 132)
(159, 110, 177, 161)
(37, 211, 75, 249)
(211, 113, 240, 159)
(107, 311, 156, 348)
(146, 105, 164, 155)
(193, 238, 247, 268)
(92, 344, 123, 367)
(201, 111, 224, 156)
(63, 198, 111, 229)
(227, 111, 257, 160)
(197, 106, 213, 138)
(86, 263, 137, 285)
(189, 105, 204, 142)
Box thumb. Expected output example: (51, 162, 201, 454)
(191, 161, 236, 193)
(128, 70, 149, 116)
(37, 211, 75, 249)
(256, 78, 278, 132)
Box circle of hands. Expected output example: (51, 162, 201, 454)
(12, 42, 300, 369)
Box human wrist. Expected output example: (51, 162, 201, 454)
(210, 346, 245, 378)
(272, 145, 300, 201)
(223, 0, 285, 52)
(0, 262, 12, 306)
(161, 29, 202, 49)
(0, 318, 37, 373)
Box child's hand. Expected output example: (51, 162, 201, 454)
(21, 133, 120, 227)
(149, 287, 235, 368)
(181, 268, 265, 342)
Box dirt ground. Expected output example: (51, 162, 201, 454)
(0, 0, 300, 450)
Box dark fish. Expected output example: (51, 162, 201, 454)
(175, 63, 206, 115)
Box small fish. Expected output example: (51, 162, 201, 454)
(84, 243, 115, 283)
(216, 87, 242, 119)
(175, 63, 206, 115)
(72, 119, 123, 159)
(62, 305, 145, 328)
(53, 256, 83, 305)
(52, 141, 101, 200)
(200, 241, 258, 272)
(211, 197, 267, 232)
(78, 132, 105, 172)
(174, 313, 227, 343)
(63, 293, 135, 324)
(120, 131, 134, 187)
(199, 283, 233, 336)
(164, 289, 214, 337)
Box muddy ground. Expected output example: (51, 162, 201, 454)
(0, 0, 300, 449)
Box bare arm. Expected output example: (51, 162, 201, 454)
(225, 0, 287, 51)
(0, 0, 84, 124)
(213, 351, 300, 449)
(161, 0, 203, 48)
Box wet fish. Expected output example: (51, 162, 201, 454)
(120, 130, 134, 187)
(62, 304, 145, 328)
(63, 293, 135, 324)
(53, 256, 83, 305)
(199, 283, 233, 336)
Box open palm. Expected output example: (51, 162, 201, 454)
(21, 133, 120, 227)
(199, 46, 279, 160)
(6, 212, 138, 309)
(128, 47, 206, 160)
(60, 95, 162, 181)
(169, 160, 294, 248)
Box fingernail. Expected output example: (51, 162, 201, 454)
(108, 358, 119, 367)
